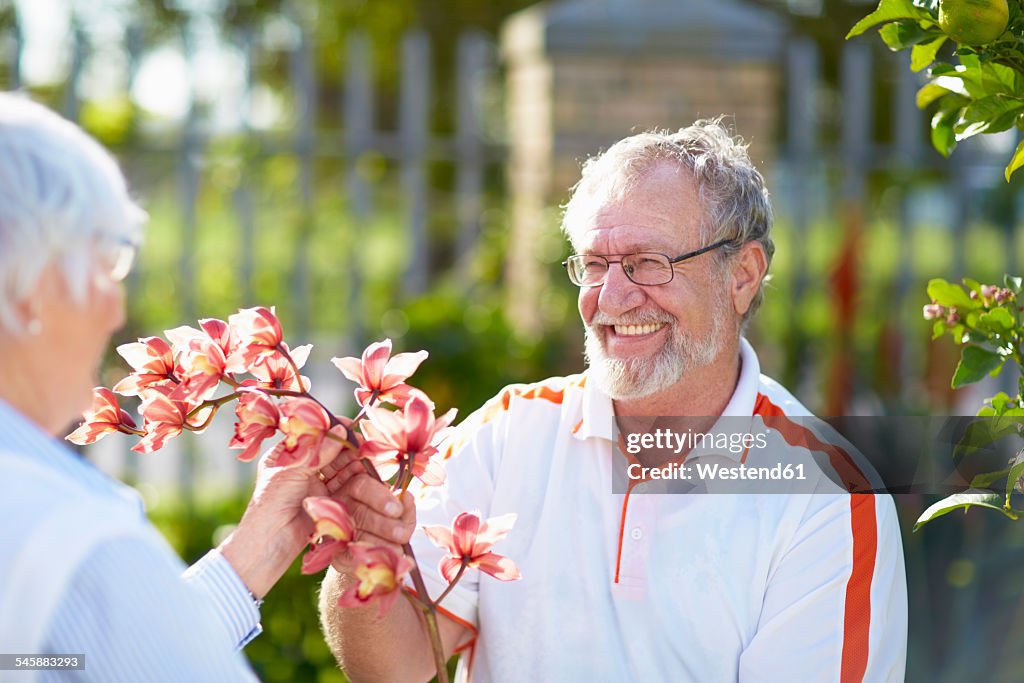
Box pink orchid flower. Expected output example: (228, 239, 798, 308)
(423, 511, 521, 583)
(133, 386, 200, 454)
(165, 318, 235, 358)
(301, 497, 357, 574)
(360, 391, 456, 486)
(337, 542, 415, 613)
(228, 389, 281, 462)
(243, 342, 311, 392)
(67, 388, 138, 445)
(275, 397, 335, 468)
(170, 336, 227, 405)
(226, 306, 284, 373)
(331, 338, 428, 407)
(112, 336, 177, 397)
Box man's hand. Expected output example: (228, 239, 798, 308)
(323, 459, 417, 557)
(220, 431, 349, 599)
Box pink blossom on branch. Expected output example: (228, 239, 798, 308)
(423, 511, 521, 583)
(360, 391, 456, 486)
(301, 497, 357, 574)
(226, 306, 285, 373)
(337, 542, 415, 613)
(274, 397, 340, 468)
(67, 388, 138, 445)
(112, 336, 178, 397)
(170, 336, 227, 405)
(133, 386, 201, 454)
(331, 338, 428, 407)
(243, 342, 311, 392)
(229, 389, 281, 462)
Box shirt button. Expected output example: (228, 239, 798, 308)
(630, 527, 643, 541)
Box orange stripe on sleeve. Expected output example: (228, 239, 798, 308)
(753, 393, 878, 682)
(840, 494, 877, 683)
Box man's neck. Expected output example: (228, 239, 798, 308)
(612, 340, 742, 418)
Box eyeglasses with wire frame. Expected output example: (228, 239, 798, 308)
(562, 239, 733, 287)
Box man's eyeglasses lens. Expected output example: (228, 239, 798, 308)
(566, 253, 674, 286)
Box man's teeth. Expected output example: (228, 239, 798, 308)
(613, 323, 665, 336)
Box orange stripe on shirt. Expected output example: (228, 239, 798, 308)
(442, 379, 573, 460)
(753, 392, 876, 682)
(753, 394, 870, 492)
(840, 493, 877, 683)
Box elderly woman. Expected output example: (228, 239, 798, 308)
(0, 93, 335, 680)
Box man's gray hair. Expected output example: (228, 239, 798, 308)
(562, 118, 775, 321)
(0, 92, 146, 334)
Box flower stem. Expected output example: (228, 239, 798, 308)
(431, 559, 469, 608)
(184, 391, 241, 430)
(403, 542, 450, 683)
(356, 458, 447, 682)
(276, 343, 308, 392)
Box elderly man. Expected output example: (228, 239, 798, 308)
(320, 121, 908, 681)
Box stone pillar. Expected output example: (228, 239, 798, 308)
(502, 0, 788, 336)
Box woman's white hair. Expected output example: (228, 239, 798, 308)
(0, 92, 146, 334)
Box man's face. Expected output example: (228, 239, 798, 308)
(572, 164, 736, 400)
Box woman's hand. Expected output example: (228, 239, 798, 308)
(219, 431, 352, 599)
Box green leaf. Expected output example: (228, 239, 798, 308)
(1005, 275, 1023, 292)
(879, 20, 938, 50)
(911, 35, 947, 71)
(927, 278, 976, 308)
(964, 277, 982, 293)
(954, 417, 1022, 457)
(917, 82, 953, 108)
(952, 346, 1005, 388)
(914, 490, 1018, 531)
(932, 320, 946, 340)
(847, 0, 927, 39)
(929, 74, 971, 98)
(954, 95, 1024, 140)
(989, 391, 1015, 413)
(931, 106, 960, 156)
(1006, 138, 1024, 181)
(1007, 458, 1024, 500)
(970, 467, 1010, 489)
(978, 307, 1014, 333)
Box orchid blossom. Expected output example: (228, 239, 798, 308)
(360, 391, 456, 486)
(332, 338, 428, 407)
(133, 386, 199, 454)
(423, 511, 521, 583)
(226, 306, 284, 373)
(301, 497, 357, 574)
(275, 396, 335, 468)
(228, 389, 281, 462)
(244, 343, 311, 392)
(67, 388, 138, 445)
(337, 542, 415, 613)
(112, 336, 177, 397)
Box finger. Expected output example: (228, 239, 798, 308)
(324, 459, 366, 495)
(347, 500, 415, 544)
(343, 474, 405, 518)
(398, 491, 417, 525)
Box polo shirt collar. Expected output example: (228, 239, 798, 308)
(573, 337, 761, 443)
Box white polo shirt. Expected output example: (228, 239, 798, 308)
(409, 339, 907, 682)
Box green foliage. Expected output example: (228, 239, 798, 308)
(851, 0, 1024, 179)
(917, 274, 1024, 527)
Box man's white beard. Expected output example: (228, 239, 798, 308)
(583, 300, 729, 401)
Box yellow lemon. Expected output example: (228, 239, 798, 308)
(939, 0, 1010, 45)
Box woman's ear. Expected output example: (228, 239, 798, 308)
(729, 242, 768, 317)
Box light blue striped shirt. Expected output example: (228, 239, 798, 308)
(0, 399, 261, 682)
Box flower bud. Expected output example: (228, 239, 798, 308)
(923, 303, 944, 321)
(996, 288, 1014, 304)
(981, 284, 998, 300)
(945, 308, 960, 326)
